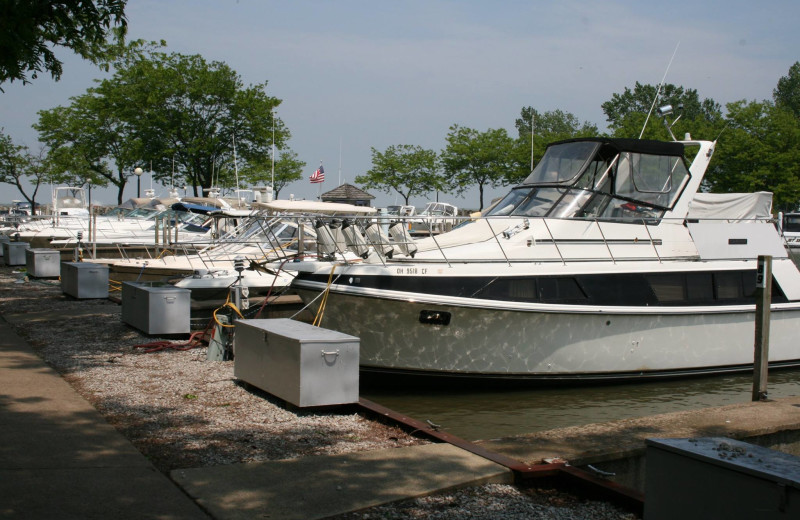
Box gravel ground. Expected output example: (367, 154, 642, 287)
(0, 265, 638, 519)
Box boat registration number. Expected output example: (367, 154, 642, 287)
(397, 267, 427, 275)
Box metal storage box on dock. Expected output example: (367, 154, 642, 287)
(234, 318, 359, 407)
(3, 241, 28, 266)
(644, 437, 800, 519)
(25, 248, 60, 278)
(61, 262, 109, 299)
(121, 281, 190, 335)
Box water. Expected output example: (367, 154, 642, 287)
(362, 369, 800, 441)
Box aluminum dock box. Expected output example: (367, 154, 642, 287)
(25, 248, 60, 278)
(61, 262, 109, 299)
(645, 437, 800, 519)
(3, 241, 28, 266)
(121, 281, 190, 335)
(234, 318, 359, 407)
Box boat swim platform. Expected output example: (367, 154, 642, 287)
(4, 288, 800, 517)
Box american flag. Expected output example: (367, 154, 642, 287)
(310, 164, 325, 183)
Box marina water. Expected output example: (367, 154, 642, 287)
(362, 368, 800, 441)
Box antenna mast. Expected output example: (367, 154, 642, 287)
(639, 42, 680, 139)
(530, 110, 535, 171)
(271, 109, 275, 189)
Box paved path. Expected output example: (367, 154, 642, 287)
(0, 316, 211, 519)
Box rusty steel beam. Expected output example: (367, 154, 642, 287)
(357, 397, 644, 514)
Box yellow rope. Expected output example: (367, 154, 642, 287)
(213, 301, 244, 328)
(312, 264, 337, 327)
(108, 278, 123, 293)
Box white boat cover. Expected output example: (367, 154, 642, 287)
(254, 200, 377, 214)
(686, 192, 773, 220)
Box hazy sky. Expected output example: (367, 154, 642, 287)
(1, 0, 798, 209)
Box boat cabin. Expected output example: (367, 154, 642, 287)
(487, 138, 690, 222)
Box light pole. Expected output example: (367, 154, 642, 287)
(134, 167, 143, 198)
(85, 178, 92, 210)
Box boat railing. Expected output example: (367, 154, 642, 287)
(260, 212, 778, 266)
(74, 210, 778, 268)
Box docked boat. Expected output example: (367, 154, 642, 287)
(287, 135, 800, 382)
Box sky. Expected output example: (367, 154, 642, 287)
(1, 0, 799, 210)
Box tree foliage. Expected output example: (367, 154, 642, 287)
(601, 82, 723, 140)
(35, 93, 139, 204)
(440, 125, 517, 210)
(31, 42, 293, 201)
(106, 51, 286, 196)
(706, 100, 800, 211)
(774, 61, 800, 120)
(0, 130, 51, 212)
(239, 149, 304, 200)
(513, 107, 598, 182)
(0, 0, 127, 87)
(356, 145, 440, 205)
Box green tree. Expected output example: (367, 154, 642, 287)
(0, 130, 52, 213)
(35, 92, 139, 204)
(706, 100, 800, 211)
(774, 61, 800, 119)
(356, 145, 440, 205)
(513, 107, 599, 182)
(601, 82, 723, 140)
(0, 0, 127, 87)
(239, 149, 305, 200)
(104, 51, 286, 196)
(440, 125, 516, 210)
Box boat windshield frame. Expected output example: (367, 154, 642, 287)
(488, 139, 691, 222)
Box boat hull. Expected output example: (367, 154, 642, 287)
(294, 286, 800, 381)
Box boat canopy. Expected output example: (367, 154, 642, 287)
(686, 192, 773, 221)
(172, 202, 222, 214)
(254, 200, 378, 215)
(488, 138, 691, 222)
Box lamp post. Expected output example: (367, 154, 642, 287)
(134, 167, 143, 198)
(85, 178, 92, 210)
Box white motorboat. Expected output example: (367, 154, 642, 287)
(100, 200, 376, 298)
(407, 201, 459, 236)
(778, 211, 800, 252)
(288, 136, 800, 382)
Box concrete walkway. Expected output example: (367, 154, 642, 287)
(0, 317, 211, 519)
(172, 444, 511, 520)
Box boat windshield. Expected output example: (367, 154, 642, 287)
(488, 140, 691, 222)
(522, 141, 599, 185)
(419, 202, 456, 217)
(784, 214, 800, 232)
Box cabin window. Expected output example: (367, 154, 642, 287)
(648, 273, 685, 302)
(538, 277, 587, 303)
(476, 277, 538, 301)
(686, 272, 714, 302)
(713, 271, 757, 301)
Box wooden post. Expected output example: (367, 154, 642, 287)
(752, 255, 772, 401)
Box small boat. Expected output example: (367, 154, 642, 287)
(287, 135, 800, 382)
(407, 201, 459, 236)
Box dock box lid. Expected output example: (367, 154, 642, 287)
(647, 437, 800, 489)
(236, 318, 359, 344)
